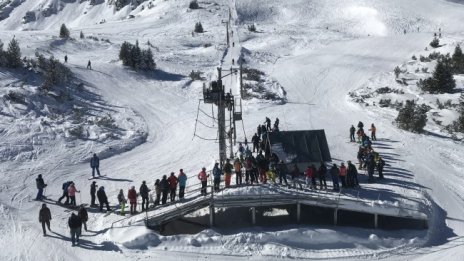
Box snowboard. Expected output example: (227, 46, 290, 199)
(88, 175, 107, 180)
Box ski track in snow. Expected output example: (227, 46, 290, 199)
(1, 0, 464, 260)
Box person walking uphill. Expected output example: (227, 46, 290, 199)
(167, 172, 178, 202)
(178, 169, 188, 199)
(90, 153, 101, 178)
(97, 186, 111, 212)
(35, 174, 47, 200)
(58, 181, 72, 205)
(78, 206, 88, 231)
(213, 163, 223, 192)
(68, 212, 82, 246)
(198, 167, 208, 196)
(140, 181, 150, 211)
(349, 125, 356, 142)
(128, 186, 138, 214)
(39, 203, 52, 236)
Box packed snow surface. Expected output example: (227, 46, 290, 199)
(0, 0, 464, 260)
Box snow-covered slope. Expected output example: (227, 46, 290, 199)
(1, 0, 464, 260)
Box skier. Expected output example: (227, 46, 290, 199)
(377, 156, 385, 179)
(140, 181, 150, 211)
(68, 212, 82, 246)
(290, 164, 302, 189)
(318, 162, 327, 190)
(244, 156, 253, 185)
(266, 165, 277, 183)
(178, 169, 187, 199)
(197, 167, 208, 196)
(234, 158, 242, 185)
(87, 60, 92, 69)
(90, 181, 98, 207)
(64, 55, 68, 63)
(237, 142, 245, 156)
(357, 121, 364, 129)
(252, 133, 260, 153)
(35, 174, 47, 200)
(347, 161, 359, 187)
(154, 179, 161, 204)
(274, 117, 280, 131)
(67, 182, 80, 207)
(339, 162, 347, 188)
(213, 163, 223, 192)
(349, 125, 356, 142)
(117, 189, 126, 215)
(232, 58, 235, 65)
(330, 164, 340, 191)
(276, 160, 288, 186)
(265, 117, 271, 131)
(77, 205, 88, 231)
(58, 181, 72, 204)
(367, 157, 376, 182)
(39, 203, 52, 236)
(167, 172, 178, 202)
(369, 123, 377, 141)
(90, 153, 101, 178)
(160, 175, 169, 204)
(223, 159, 233, 187)
(96, 186, 111, 212)
(128, 186, 138, 214)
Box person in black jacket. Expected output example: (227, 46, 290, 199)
(90, 153, 101, 178)
(347, 161, 359, 187)
(90, 181, 98, 207)
(140, 181, 150, 211)
(377, 157, 385, 179)
(68, 213, 82, 246)
(35, 174, 47, 200)
(39, 203, 52, 236)
(349, 125, 356, 142)
(159, 175, 169, 205)
(78, 206, 88, 231)
(96, 186, 111, 212)
(318, 162, 327, 190)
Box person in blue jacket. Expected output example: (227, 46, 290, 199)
(213, 163, 223, 192)
(90, 153, 101, 178)
(178, 169, 188, 199)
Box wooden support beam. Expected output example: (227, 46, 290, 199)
(374, 214, 378, 229)
(334, 209, 338, 226)
(297, 202, 301, 223)
(209, 204, 215, 227)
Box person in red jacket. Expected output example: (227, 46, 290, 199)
(339, 162, 347, 188)
(127, 186, 138, 215)
(167, 172, 178, 202)
(304, 166, 315, 189)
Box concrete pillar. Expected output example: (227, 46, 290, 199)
(296, 202, 301, 223)
(374, 214, 378, 229)
(251, 207, 256, 225)
(209, 205, 215, 227)
(334, 209, 338, 226)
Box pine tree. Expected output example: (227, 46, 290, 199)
(452, 44, 464, 74)
(396, 100, 427, 133)
(60, 23, 70, 39)
(6, 37, 22, 68)
(394, 66, 401, 78)
(130, 40, 142, 68)
(194, 22, 204, 33)
(0, 40, 5, 67)
(432, 59, 455, 93)
(142, 48, 156, 70)
(189, 0, 200, 9)
(430, 37, 439, 48)
(456, 94, 464, 132)
(119, 41, 132, 66)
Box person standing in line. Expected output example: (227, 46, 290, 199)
(234, 158, 242, 185)
(64, 55, 68, 63)
(290, 164, 301, 189)
(96, 186, 111, 212)
(347, 161, 359, 187)
(154, 179, 161, 205)
(39, 203, 52, 236)
(304, 165, 315, 189)
(68, 212, 82, 246)
(139, 181, 150, 211)
(330, 164, 340, 191)
(178, 169, 188, 199)
(318, 162, 328, 190)
(90, 181, 98, 207)
(369, 124, 377, 141)
(117, 189, 126, 215)
(377, 156, 385, 179)
(349, 125, 356, 142)
(35, 174, 47, 200)
(339, 162, 347, 188)
(213, 163, 223, 192)
(276, 160, 288, 186)
(252, 133, 260, 153)
(167, 172, 178, 202)
(90, 153, 101, 178)
(77, 205, 88, 231)
(67, 182, 80, 207)
(198, 167, 209, 196)
(87, 60, 92, 69)
(160, 175, 169, 204)
(128, 186, 138, 214)
(223, 159, 233, 188)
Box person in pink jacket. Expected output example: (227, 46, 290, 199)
(339, 162, 347, 188)
(67, 182, 80, 207)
